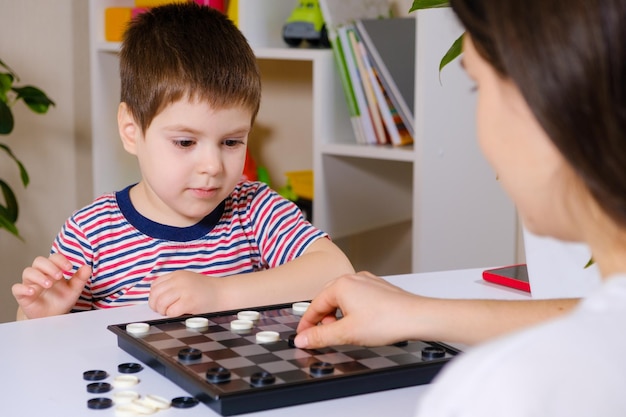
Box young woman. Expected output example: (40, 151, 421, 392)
(297, 0, 626, 414)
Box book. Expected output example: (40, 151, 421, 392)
(355, 17, 416, 139)
(347, 29, 387, 144)
(328, 28, 366, 144)
(376, 70, 414, 146)
(360, 42, 413, 146)
(318, 0, 392, 144)
(337, 25, 377, 144)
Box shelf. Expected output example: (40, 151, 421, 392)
(95, 41, 120, 52)
(254, 46, 332, 61)
(319, 143, 415, 162)
(95, 42, 331, 61)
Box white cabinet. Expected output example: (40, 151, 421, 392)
(409, 9, 517, 272)
(89, 0, 517, 274)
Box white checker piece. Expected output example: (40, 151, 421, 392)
(292, 301, 310, 311)
(143, 394, 171, 410)
(255, 330, 280, 343)
(185, 317, 209, 329)
(237, 310, 260, 321)
(230, 319, 254, 330)
(126, 322, 150, 336)
(113, 375, 140, 388)
(113, 390, 140, 405)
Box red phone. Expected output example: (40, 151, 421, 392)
(482, 264, 531, 293)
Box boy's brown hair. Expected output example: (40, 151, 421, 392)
(119, 2, 261, 133)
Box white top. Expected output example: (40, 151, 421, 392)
(416, 275, 626, 417)
(523, 228, 601, 299)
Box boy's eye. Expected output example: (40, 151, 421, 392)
(174, 139, 195, 148)
(223, 139, 244, 147)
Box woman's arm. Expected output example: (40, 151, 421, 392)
(294, 271, 578, 348)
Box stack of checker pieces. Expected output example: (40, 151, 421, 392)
(108, 302, 461, 416)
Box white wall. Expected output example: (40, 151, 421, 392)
(0, 1, 91, 323)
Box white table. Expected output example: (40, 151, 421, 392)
(0, 267, 529, 416)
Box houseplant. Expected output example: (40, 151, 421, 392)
(0, 58, 55, 238)
(410, 0, 461, 72)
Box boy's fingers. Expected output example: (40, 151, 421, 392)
(66, 265, 91, 295)
(11, 283, 36, 298)
(73, 265, 91, 283)
(48, 253, 72, 270)
(31, 255, 68, 281)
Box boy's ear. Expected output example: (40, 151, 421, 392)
(118, 102, 140, 155)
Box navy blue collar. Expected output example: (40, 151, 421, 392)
(116, 185, 225, 242)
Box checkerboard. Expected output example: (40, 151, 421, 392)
(108, 302, 461, 416)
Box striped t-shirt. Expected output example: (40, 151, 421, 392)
(52, 181, 326, 312)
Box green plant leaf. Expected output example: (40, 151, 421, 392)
(0, 179, 19, 223)
(439, 34, 463, 73)
(0, 72, 13, 100)
(0, 212, 20, 238)
(410, 0, 449, 12)
(12, 85, 55, 114)
(0, 58, 18, 80)
(409, 2, 463, 75)
(0, 58, 53, 240)
(0, 143, 29, 187)
(0, 99, 14, 134)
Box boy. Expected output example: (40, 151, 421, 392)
(13, 2, 354, 320)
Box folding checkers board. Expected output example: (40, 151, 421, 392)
(108, 302, 461, 415)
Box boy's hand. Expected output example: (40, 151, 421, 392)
(294, 271, 418, 349)
(149, 271, 217, 317)
(13, 254, 91, 319)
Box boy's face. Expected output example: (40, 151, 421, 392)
(120, 98, 253, 227)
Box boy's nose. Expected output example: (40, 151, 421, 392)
(198, 150, 223, 175)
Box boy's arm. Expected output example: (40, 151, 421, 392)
(148, 237, 354, 317)
(220, 237, 355, 307)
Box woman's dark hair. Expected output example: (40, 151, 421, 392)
(450, 0, 626, 226)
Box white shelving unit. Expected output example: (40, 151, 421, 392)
(89, 0, 517, 274)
